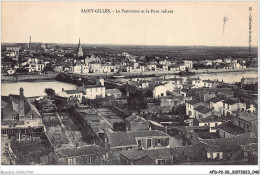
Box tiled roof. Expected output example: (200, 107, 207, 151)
(222, 99, 237, 105)
(126, 114, 148, 124)
(170, 143, 205, 158)
(200, 138, 257, 152)
(83, 85, 104, 88)
(202, 80, 216, 83)
(107, 130, 169, 147)
(240, 143, 258, 152)
(105, 88, 122, 95)
(2, 94, 40, 120)
(55, 145, 106, 159)
(197, 117, 221, 123)
(169, 77, 183, 81)
(120, 148, 172, 162)
(133, 155, 156, 165)
(218, 122, 245, 135)
(210, 97, 225, 103)
(64, 89, 82, 94)
(186, 99, 200, 105)
(236, 112, 258, 122)
(1, 120, 25, 126)
(194, 105, 211, 114)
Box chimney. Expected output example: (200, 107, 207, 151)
(19, 88, 25, 117)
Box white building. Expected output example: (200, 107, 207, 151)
(147, 64, 157, 71)
(187, 77, 203, 88)
(159, 60, 170, 65)
(100, 64, 115, 73)
(183, 60, 193, 69)
(214, 59, 223, 63)
(89, 63, 101, 73)
(153, 85, 167, 99)
(221, 99, 246, 117)
(56, 89, 83, 103)
(54, 65, 64, 72)
(179, 65, 186, 71)
(77, 85, 105, 99)
(28, 63, 44, 72)
(81, 65, 89, 74)
(209, 97, 225, 116)
(186, 99, 204, 118)
(71, 65, 82, 74)
(197, 117, 222, 133)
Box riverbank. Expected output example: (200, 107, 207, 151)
(192, 67, 258, 75)
(1, 68, 257, 83)
(1, 72, 59, 83)
(63, 67, 258, 79)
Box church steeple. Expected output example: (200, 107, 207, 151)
(77, 38, 83, 57)
(78, 38, 81, 48)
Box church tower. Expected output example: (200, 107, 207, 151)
(77, 38, 83, 57)
(19, 88, 25, 117)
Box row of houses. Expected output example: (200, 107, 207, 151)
(53, 54, 194, 74)
(2, 87, 258, 165)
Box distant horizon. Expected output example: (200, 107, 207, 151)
(1, 42, 258, 48)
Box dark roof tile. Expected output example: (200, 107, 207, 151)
(55, 145, 106, 158)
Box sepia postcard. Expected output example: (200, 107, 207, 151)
(1, 1, 259, 175)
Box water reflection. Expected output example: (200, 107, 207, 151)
(1, 81, 76, 97)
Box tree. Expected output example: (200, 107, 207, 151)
(44, 63, 54, 72)
(44, 88, 55, 98)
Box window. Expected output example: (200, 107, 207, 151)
(89, 155, 94, 164)
(215, 123, 218, 127)
(73, 158, 76, 165)
(137, 140, 141, 148)
(223, 132, 225, 138)
(12, 114, 16, 120)
(68, 158, 74, 165)
(30, 113, 34, 119)
(157, 159, 166, 165)
(147, 139, 151, 148)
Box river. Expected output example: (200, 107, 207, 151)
(1, 81, 77, 97)
(132, 70, 258, 84)
(1, 70, 257, 97)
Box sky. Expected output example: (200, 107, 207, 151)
(1, 1, 258, 46)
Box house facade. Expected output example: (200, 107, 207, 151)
(1, 88, 44, 135)
(221, 99, 246, 117)
(185, 99, 204, 118)
(153, 85, 167, 99)
(77, 85, 105, 100)
(194, 105, 212, 119)
(54, 145, 107, 165)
